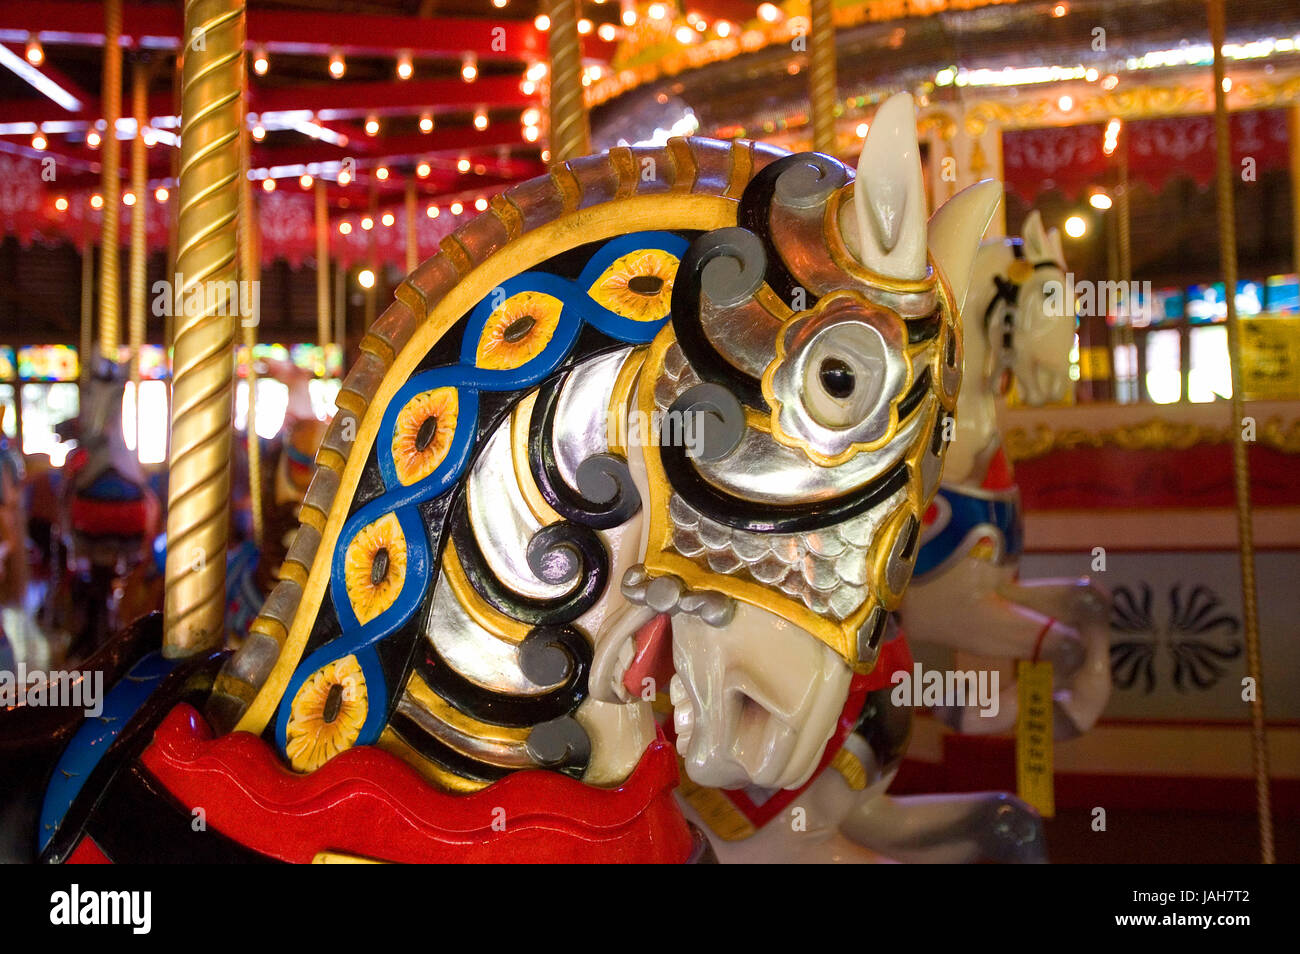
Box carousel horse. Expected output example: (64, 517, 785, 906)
(39, 94, 1036, 864)
(42, 358, 161, 660)
(901, 211, 1112, 739)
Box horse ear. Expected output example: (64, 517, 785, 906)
(1021, 209, 1049, 260)
(845, 91, 927, 281)
(928, 179, 1002, 315)
(1046, 226, 1066, 267)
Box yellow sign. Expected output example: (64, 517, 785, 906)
(1015, 659, 1055, 818)
(1240, 314, 1300, 400)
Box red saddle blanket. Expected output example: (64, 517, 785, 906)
(121, 704, 694, 864)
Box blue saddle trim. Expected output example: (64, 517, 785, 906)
(914, 485, 1023, 581)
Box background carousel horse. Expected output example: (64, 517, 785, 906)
(42, 97, 1033, 863)
(40, 357, 161, 662)
(900, 211, 1112, 740)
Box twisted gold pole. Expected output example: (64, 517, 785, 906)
(99, 0, 124, 361)
(405, 177, 418, 275)
(128, 58, 149, 447)
(544, 0, 589, 165)
(239, 88, 263, 551)
(315, 178, 330, 353)
(809, 0, 838, 155)
(164, 0, 246, 656)
(1209, 0, 1273, 864)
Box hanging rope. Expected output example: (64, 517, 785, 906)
(1208, 0, 1273, 864)
(544, 0, 589, 164)
(98, 0, 124, 361)
(809, 0, 837, 155)
(164, 0, 246, 656)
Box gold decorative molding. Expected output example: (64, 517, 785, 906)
(1004, 416, 1300, 462)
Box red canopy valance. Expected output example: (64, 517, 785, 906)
(1002, 108, 1291, 203)
(0, 153, 464, 271)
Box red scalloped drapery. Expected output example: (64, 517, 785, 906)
(1002, 108, 1290, 203)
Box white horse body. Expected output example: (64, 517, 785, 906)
(901, 212, 1111, 738)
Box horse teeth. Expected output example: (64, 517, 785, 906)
(669, 673, 687, 706)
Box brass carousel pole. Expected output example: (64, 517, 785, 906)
(364, 181, 378, 329)
(239, 91, 263, 550)
(543, 0, 589, 164)
(99, 0, 124, 364)
(314, 178, 330, 354)
(128, 57, 150, 445)
(809, 0, 837, 155)
(1208, 0, 1273, 864)
(404, 177, 418, 275)
(163, 0, 245, 656)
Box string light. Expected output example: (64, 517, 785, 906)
(427, 204, 440, 218)
(123, 191, 136, 206)
(251, 122, 266, 141)
(578, 19, 592, 35)
(757, 3, 781, 23)
(1222, 76, 1232, 92)
(457, 157, 471, 173)
(86, 129, 101, 148)
(1089, 191, 1112, 210)
(54, 196, 68, 211)
(598, 24, 617, 42)
(1052, 2, 1069, 17)
(450, 201, 464, 214)
(1057, 94, 1074, 111)
(338, 167, 352, 187)
(361, 215, 374, 230)
(262, 178, 276, 192)
(526, 62, 547, 82)
(715, 21, 732, 37)
(358, 269, 375, 289)
(534, 14, 550, 31)
(419, 113, 434, 133)
(90, 194, 103, 209)
(492, 0, 508, 6)
(396, 53, 413, 80)
(416, 161, 431, 178)
(540, 149, 550, 162)
(675, 25, 694, 44)
(365, 115, 380, 136)
(375, 166, 389, 181)
(648, 3, 667, 20)
(300, 173, 313, 188)
(461, 52, 478, 83)
(521, 80, 536, 95)
(523, 125, 540, 142)
(339, 221, 352, 235)
(142, 126, 156, 146)
(1063, 215, 1086, 238)
(474, 109, 489, 131)
(25, 37, 43, 66)
(522, 108, 541, 126)
(1102, 117, 1122, 156)
(474, 197, 488, 211)
(381, 211, 395, 227)
(31, 132, 46, 150)
(621, 9, 637, 26)
(856, 122, 869, 138)
(329, 51, 346, 79)
(253, 45, 269, 75)
(1102, 74, 1119, 90)
(155, 187, 169, 202)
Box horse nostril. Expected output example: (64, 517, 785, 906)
(818, 358, 855, 399)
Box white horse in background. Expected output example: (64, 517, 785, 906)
(901, 211, 1112, 740)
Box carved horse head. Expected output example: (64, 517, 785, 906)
(211, 93, 999, 797)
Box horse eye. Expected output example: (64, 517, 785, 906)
(818, 358, 855, 399)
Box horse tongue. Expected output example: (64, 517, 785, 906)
(622, 612, 674, 699)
